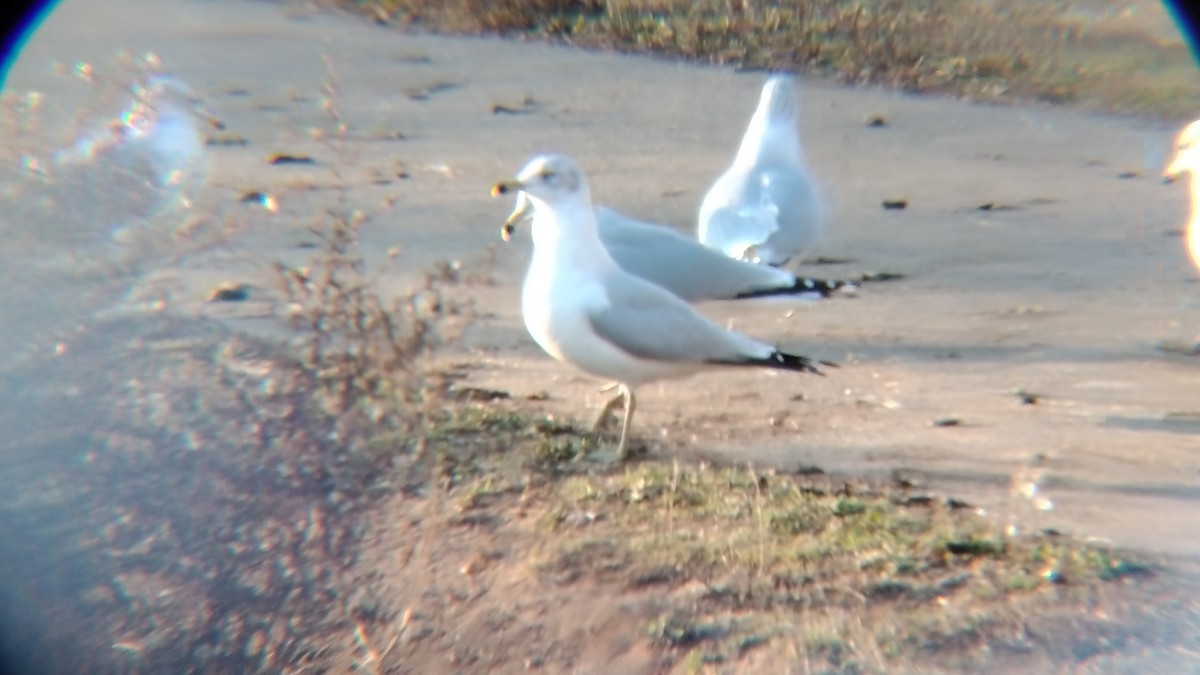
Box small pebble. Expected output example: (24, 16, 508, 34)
(977, 202, 1016, 211)
(492, 104, 529, 115)
(858, 271, 905, 283)
(1016, 390, 1041, 405)
(208, 282, 250, 302)
(267, 153, 315, 165)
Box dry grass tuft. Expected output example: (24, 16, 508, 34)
(333, 0, 1200, 117)
(0, 55, 479, 674)
(403, 449, 1199, 672)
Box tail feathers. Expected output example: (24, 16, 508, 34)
(711, 350, 837, 375)
(735, 276, 858, 300)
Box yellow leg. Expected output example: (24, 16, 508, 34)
(587, 384, 639, 463)
(615, 385, 637, 461)
(592, 390, 625, 431)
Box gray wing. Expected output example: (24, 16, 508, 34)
(597, 207, 795, 302)
(585, 271, 768, 364)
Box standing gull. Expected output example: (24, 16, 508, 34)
(501, 192, 853, 302)
(492, 154, 834, 462)
(698, 74, 821, 266)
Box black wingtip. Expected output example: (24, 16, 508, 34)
(735, 276, 858, 300)
(792, 277, 857, 298)
(768, 350, 836, 375)
(712, 351, 836, 375)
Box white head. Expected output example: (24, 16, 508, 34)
(492, 154, 590, 209)
(736, 73, 802, 167)
(1164, 119, 1200, 183)
(491, 154, 601, 252)
(759, 73, 799, 125)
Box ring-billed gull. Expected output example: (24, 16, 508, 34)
(698, 74, 821, 266)
(492, 154, 835, 461)
(501, 191, 852, 302)
(1163, 119, 1200, 272)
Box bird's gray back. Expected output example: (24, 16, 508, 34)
(587, 269, 767, 363)
(599, 210, 795, 301)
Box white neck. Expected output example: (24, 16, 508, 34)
(734, 105, 803, 169)
(528, 191, 619, 273)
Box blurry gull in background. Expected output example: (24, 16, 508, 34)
(501, 190, 854, 303)
(698, 74, 822, 267)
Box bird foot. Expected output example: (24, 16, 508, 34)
(582, 448, 624, 465)
(583, 444, 646, 465)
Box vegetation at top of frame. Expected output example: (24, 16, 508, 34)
(335, 0, 1200, 118)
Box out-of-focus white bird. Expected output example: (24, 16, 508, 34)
(1163, 119, 1200, 273)
(698, 74, 822, 266)
(55, 73, 224, 193)
(21, 71, 226, 272)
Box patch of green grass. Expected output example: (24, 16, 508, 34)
(493, 459, 1182, 669)
(414, 414, 1197, 672)
(333, 0, 1200, 117)
(528, 418, 602, 472)
(429, 405, 531, 437)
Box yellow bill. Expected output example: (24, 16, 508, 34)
(490, 184, 534, 242)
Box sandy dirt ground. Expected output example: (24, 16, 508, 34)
(3, 0, 1200, 670)
(8, 0, 1200, 559)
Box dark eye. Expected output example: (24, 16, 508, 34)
(541, 170, 556, 181)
